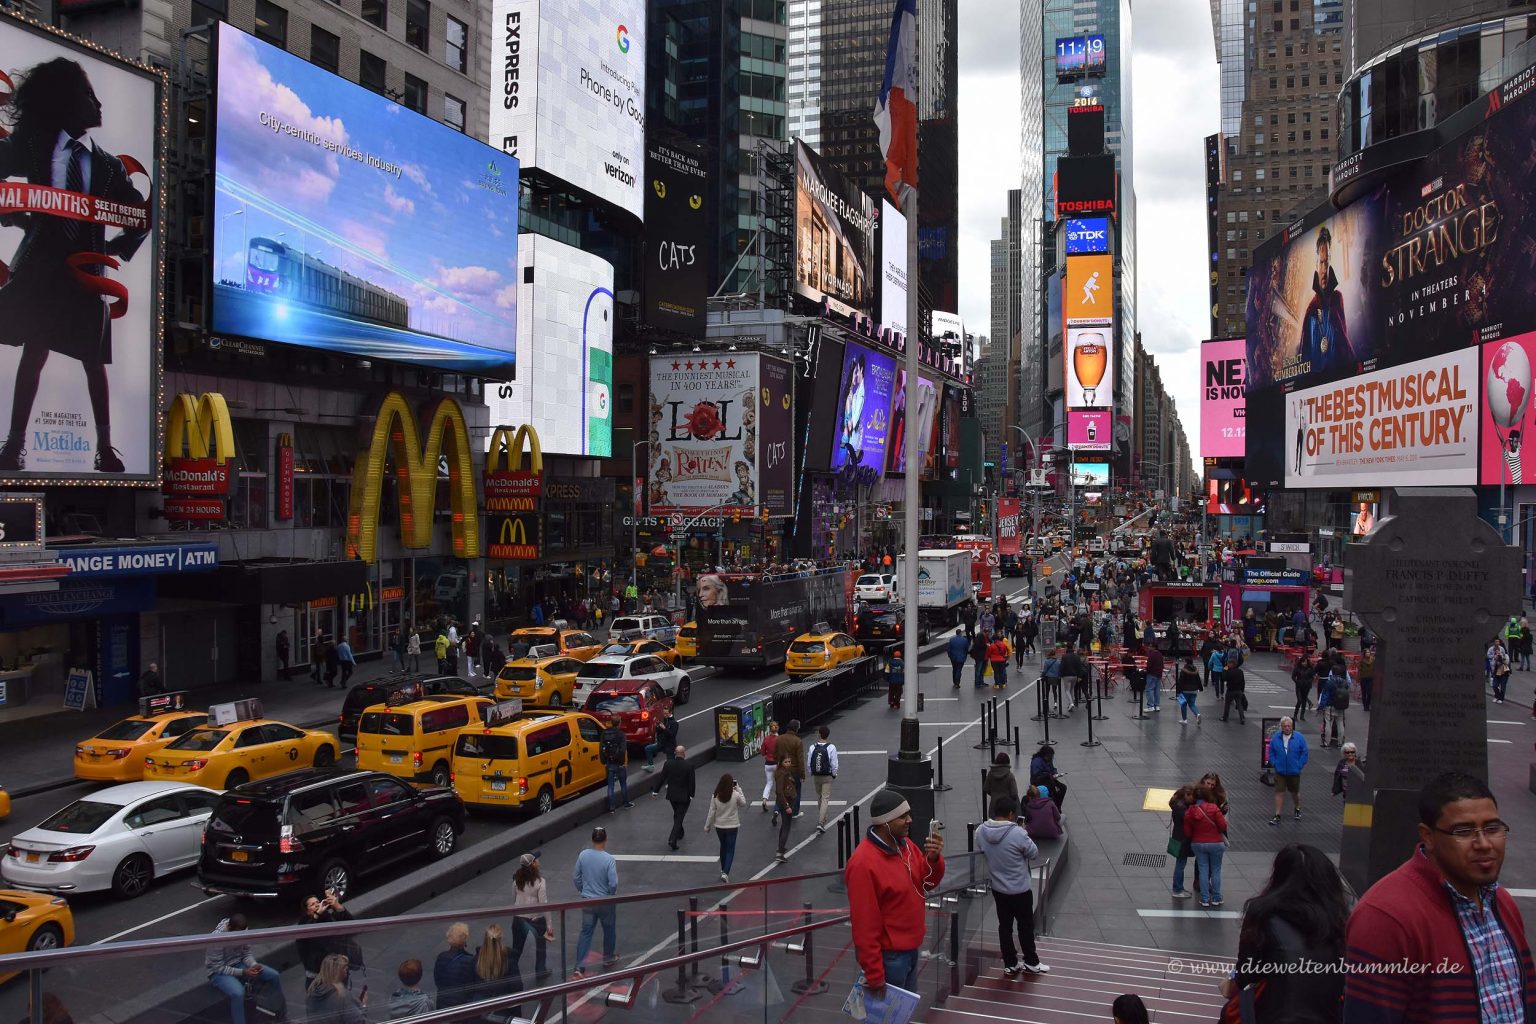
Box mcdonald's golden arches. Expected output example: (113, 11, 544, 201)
(484, 424, 544, 513)
(487, 512, 539, 560)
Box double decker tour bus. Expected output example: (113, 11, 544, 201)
(694, 566, 855, 670)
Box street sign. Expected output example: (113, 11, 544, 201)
(986, 552, 1000, 567)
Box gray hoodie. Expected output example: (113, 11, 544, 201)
(388, 987, 435, 1020)
(976, 818, 1038, 895)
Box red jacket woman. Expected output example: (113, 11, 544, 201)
(1183, 799, 1228, 845)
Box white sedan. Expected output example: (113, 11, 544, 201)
(576, 653, 692, 705)
(2, 781, 222, 899)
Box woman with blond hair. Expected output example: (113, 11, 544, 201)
(434, 922, 476, 1008)
(305, 954, 366, 1024)
(473, 924, 523, 1016)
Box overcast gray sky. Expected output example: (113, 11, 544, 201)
(956, 0, 1218, 474)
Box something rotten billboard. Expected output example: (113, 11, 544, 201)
(1201, 338, 1247, 460)
(213, 25, 519, 372)
(0, 15, 161, 482)
(794, 140, 875, 319)
(643, 140, 708, 336)
(831, 341, 896, 475)
(648, 352, 793, 516)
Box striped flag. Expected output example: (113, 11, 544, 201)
(874, 0, 918, 203)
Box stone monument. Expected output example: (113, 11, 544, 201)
(1341, 489, 1520, 894)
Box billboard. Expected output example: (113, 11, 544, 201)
(880, 199, 908, 339)
(1068, 409, 1111, 451)
(486, 235, 612, 456)
(1065, 325, 1113, 410)
(1073, 462, 1110, 487)
(0, 16, 161, 482)
(489, 0, 646, 218)
(1201, 338, 1247, 459)
(997, 499, 1021, 554)
(793, 140, 876, 319)
(1285, 347, 1478, 488)
(1064, 254, 1113, 324)
(1054, 35, 1106, 78)
(1055, 154, 1115, 216)
(1066, 102, 1105, 156)
(941, 384, 963, 469)
(643, 140, 708, 336)
(1480, 330, 1536, 485)
(885, 369, 938, 476)
(831, 341, 896, 474)
(648, 352, 792, 514)
(1064, 218, 1109, 255)
(213, 25, 518, 373)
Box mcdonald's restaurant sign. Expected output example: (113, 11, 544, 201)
(488, 512, 540, 561)
(346, 391, 480, 564)
(163, 393, 234, 522)
(484, 425, 543, 513)
(276, 433, 295, 522)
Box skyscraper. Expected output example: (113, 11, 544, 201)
(1018, 0, 1046, 442)
(787, 0, 823, 148)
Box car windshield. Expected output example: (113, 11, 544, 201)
(38, 800, 119, 834)
(359, 712, 415, 736)
(591, 695, 641, 715)
(94, 719, 156, 741)
(789, 640, 826, 653)
(579, 663, 628, 679)
(455, 733, 519, 759)
(166, 729, 229, 751)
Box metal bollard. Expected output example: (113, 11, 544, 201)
(933, 734, 953, 791)
(1133, 679, 1149, 721)
(852, 804, 861, 843)
(1014, 724, 1021, 756)
(1092, 666, 1110, 721)
(974, 698, 992, 750)
(1082, 693, 1102, 748)
(789, 901, 828, 994)
(1004, 696, 1012, 738)
(1032, 680, 1046, 722)
(978, 769, 986, 820)
(830, 815, 850, 893)
(662, 907, 702, 1003)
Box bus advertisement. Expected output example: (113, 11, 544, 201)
(694, 567, 854, 669)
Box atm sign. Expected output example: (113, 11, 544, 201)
(1064, 218, 1109, 255)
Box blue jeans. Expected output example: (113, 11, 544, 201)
(881, 947, 919, 991)
(1146, 675, 1161, 708)
(575, 904, 617, 966)
(1179, 692, 1200, 721)
(643, 741, 663, 766)
(973, 660, 986, 687)
(791, 777, 803, 816)
(209, 967, 282, 1024)
(606, 766, 629, 809)
(991, 661, 1008, 687)
(716, 826, 738, 874)
(511, 915, 549, 976)
(1171, 854, 1189, 892)
(1193, 842, 1224, 903)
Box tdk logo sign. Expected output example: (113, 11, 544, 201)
(1064, 217, 1109, 255)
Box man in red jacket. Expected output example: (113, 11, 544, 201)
(1344, 771, 1535, 1023)
(845, 789, 945, 1002)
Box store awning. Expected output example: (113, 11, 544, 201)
(159, 558, 368, 605)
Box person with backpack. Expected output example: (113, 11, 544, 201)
(434, 630, 450, 675)
(1320, 658, 1350, 747)
(598, 715, 633, 812)
(946, 629, 969, 689)
(809, 725, 839, 833)
(1219, 655, 1247, 725)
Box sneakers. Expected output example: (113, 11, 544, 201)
(771, 811, 780, 826)
(1001, 963, 1022, 977)
(570, 969, 587, 981)
(775, 852, 788, 863)
(1172, 889, 1192, 899)
(1294, 811, 1302, 821)
(1179, 718, 1187, 726)
(720, 872, 729, 883)
(643, 763, 655, 772)
(1023, 962, 1050, 974)
(1196, 714, 1202, 726)
(794, 811, 805, 819)
(1268, 815, 1281, 826)
(816, 824, 826, 834)
(623, 802, 635, 809)
(1200, 899, 1211, 907)
(1211, 899, 1224, 907)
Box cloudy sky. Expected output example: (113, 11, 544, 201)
(956, 0, 1218, 470)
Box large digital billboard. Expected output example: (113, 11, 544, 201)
(1073, 462, 1111, 487)
(489, 0, 646, 219)
(1284, 347, 1477, 489)
(643, 139, 708, 337)
(1068, 409, 1111, 451)
(213, 25, 519, 373)
(831, 341, 896, 474)
(1055, 154, 1115, 216)
(1201, 338, 1247, 459)
(885, 369, 938, 476)
(647, 352, 792, 514)
(794, 140, 875, 319)
(0, 15, 162, 483)
(1064, 254, 1112, 325)
(1064, 218, 1109, 255)
(1480, 330, 1536, 486)
(486, 235, 612, 456)
(880, 199, 908, 340)
(1066, 326, 1113, 410)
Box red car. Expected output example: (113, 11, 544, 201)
(582, 679, 674, 747)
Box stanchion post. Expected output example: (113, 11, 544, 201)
(1032, 679, 1045, 722)
(974, 697, 992, 749)
(662, 907, 702, 1003)
(1133, 678, 1149, 721)
(933, 734, 953, 791)
(978, 769, 986, 819)
(1004, 696, 1012, 739)
(789, 901, 828, 994)
(1082, 693, 1102, 747)
(1014, 724, 1021, 756)
(1092, 665, 1109, 721)
(852, 804, 861, 842)
(1041, 693, 1052, 745)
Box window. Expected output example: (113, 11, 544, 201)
(421, 704, 470, 733)
(310, 26, 339, 74)
(445, 15, 467, 73)
(360, 51, 386, 94)
(126, 796, 185, 829)
(577, 718, 602, 743)
(403, 73, 428, 114)
(406, 0, 429, 51)
(288, 790, 337, 828)
(443, 93, 465, 132)
(361, 0, 385, 28)
(335, 783, 371, 816)
(365, 776, 412, 805)
(526, 723, 572, 756)
(254, 0, 287, 47)
(1255, 168, 1266, 179)
(266, 723, 304, 741)
(180, 790, 222, 814)
(235, 726, 269, 748)
(164, 716, 204, 738)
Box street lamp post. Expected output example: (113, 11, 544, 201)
(630, 440, 652, 604)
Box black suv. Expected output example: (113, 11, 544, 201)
(853, 605, 930, 647)
(998, 554, 1024, 577)
(338, 675, 488, 742)
(196, 768, 464, 900)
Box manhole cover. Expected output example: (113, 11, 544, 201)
(1122, 852, 1167, 868)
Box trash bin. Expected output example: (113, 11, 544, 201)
(715, 695, 771, 762)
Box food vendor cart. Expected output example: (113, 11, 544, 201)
(1220, 567, 1311, 650)
(1137, 581, 1217, 651)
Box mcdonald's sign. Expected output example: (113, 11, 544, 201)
(488, 513, 539, 560)
(484, 425, 543, 513)
(163, 393, 235, 522)
(346, 391, 480, 564)
(276, 433, 294, 521)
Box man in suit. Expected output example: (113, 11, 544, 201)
(658, 745, 695, 851)
(0, 58, 151, 473)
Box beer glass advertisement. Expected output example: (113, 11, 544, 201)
(648, 352, 761, 513)
(643, 139, 708, 337)
(830, 341, 896, 474)
(1247, 79, 1536, 396)
(1068, 409, 1110, 451)
(757, 353, 795, 516)
(1201, 337, 1247, 459)
(1065, 325, 1114, 410)
(793, 140, 875, 319)
(0, 17, 161, 481)
(1284, 347, 1478, 489)
(213, 25, 520, 373)
(1479, 330, 1536, 486)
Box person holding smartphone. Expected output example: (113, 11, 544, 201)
(305, 953, 366, 1024)
(845, 789, 946, 1003)
(297, 891, 359, 987)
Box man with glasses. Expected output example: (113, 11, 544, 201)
(1344, 771, 1536, 1022)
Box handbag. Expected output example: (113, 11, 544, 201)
(1165, 835, 1182, 858)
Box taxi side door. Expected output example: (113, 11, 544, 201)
(261, 723, 309, 775)
(547, 659, 581, 705)
(231, 725, 273, 779)
(571, 715, 605, 791)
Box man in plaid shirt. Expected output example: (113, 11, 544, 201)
(1344, 772, 1534, 1023)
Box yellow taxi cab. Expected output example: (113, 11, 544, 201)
(674, 622, 698, 661)
(73, 692, 209, 782)
(785, 628, 865, 676)
(355, 693, 492, 788)
(451, 704, 605, 814)
(493, 655, 582, 707)
(143, 700, 339, 790)
(510, 627, 604, 662)
(1051, 535, 1066, 551)
(0, 785, 9, 821)
(597, 636, 681, 666)
(0, 889, 73, 977)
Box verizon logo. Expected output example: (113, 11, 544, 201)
(605, 163, 635, 186)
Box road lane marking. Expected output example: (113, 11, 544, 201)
(1137, 908, 1242, 920)
(93, 895, 225, 945)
